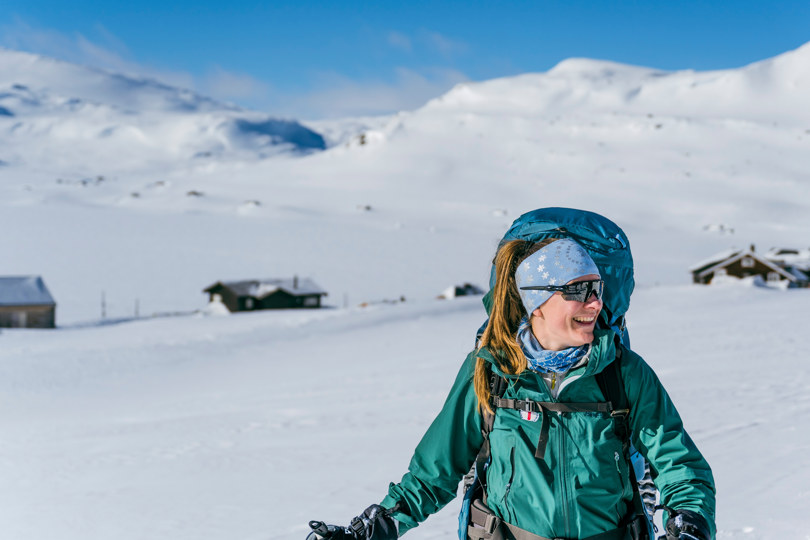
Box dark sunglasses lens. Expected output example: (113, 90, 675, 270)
(562, 280, 603, 302)
(561, 282, 587, 301)
(593, 280, 604, 300)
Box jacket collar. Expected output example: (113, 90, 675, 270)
(477, 328, 618, 381)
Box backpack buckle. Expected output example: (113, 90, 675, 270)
(470, 499, 501, 535)
(518, 400, 535, 413)
(611, 408, 630, 417)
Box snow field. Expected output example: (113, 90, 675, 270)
(2, 285, 809, 539)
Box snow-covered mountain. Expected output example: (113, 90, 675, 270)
(0, 48, 325, 175)
(422, 41, 810, 124)
(2, 43, 809, 324)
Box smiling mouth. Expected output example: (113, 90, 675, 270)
(573, 316, 596, 324)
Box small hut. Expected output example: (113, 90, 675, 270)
(0, 276, 57, 328)
(690, 246, 806, 287)
(438, 282, 485, 299)
(203, 277, 328, 312)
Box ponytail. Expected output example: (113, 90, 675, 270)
(474, 238, 558, 412)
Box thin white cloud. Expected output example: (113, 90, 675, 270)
(202, 66, 270, 104)
(0, 17, 194, 89)
(418, 29, 468, 58)
(0, 18, 470, 119)
(1, 18, 77, 58)
(385, 28, 468, 59)
(278, 67, 470, 119)
(387, 31, 412, 53)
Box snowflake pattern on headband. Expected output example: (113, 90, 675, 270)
(514, 239, 600, 315)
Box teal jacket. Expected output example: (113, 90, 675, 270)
(381, 329, 716, 539)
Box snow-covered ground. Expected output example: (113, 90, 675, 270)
(2, 285, 809, 540)
(2, 41, 810, 539)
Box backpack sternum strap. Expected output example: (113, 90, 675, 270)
(491, 397, 613, 414)
(490, 397, 614, 460)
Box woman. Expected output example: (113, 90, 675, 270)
(309, 238, 716, 540)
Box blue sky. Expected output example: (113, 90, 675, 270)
(2, 1, 809, 119)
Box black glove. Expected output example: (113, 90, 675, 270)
(307, 504, 399, 540)
(659, 508, 711, 540)
(306, 521, 356, 540)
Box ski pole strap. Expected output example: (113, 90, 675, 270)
(489, 397, 613, 460)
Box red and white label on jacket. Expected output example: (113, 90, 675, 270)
(520, 410, 540, 422)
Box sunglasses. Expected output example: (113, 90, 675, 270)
(520, 279, 604, 303)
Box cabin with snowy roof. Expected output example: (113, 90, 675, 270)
(764, 247, 810, 281)
(690, 246, 809, 287)
(438, 282, 485, 299)
(0, 276, 57, 328)
(203, 277, 328, 312)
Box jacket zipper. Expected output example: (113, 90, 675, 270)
(559, 416, 570, 538)
(546, 386, 571, 538)
(502, 447, 516, 519)
(614, 451, 624, 485)
(614, 451, 628, 523)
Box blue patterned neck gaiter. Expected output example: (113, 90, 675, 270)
(517, 317, 591, 374)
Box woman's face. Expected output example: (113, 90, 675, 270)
(529, 274, 603, 351)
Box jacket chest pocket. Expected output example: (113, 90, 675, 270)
(485, 431, 517, 522)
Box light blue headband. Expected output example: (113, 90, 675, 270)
(515, 239, 600, 315)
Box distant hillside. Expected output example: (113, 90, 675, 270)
(0, 47, 326, 175)
(423, 41, 810, 124)
(1, 43, 809, 324)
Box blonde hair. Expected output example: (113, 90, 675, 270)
(474, 238, 558, 412)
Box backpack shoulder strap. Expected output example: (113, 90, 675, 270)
(482, 368, 508, 433)
(595, 337, 631, 450)
(596, 338, 652, 536)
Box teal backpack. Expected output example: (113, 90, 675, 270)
(481, 207, 634, 342)
(460, 208, 656, 540)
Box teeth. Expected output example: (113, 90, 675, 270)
(574, 316, 595, 323)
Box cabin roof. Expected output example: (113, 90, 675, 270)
(694, 250, 796, 281)
(688, 248, 741, 272)
(0, 276, 56, 306)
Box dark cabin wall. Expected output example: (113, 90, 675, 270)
(0, 305, 56, 328)
(261, 290, 321, 309)
(206, 285, 241, 312)
(696, 256, 787, 284)
(206, 285, 324, 311)
(722, 257, 781, 280)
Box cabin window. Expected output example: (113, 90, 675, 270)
(303, 297, 318, 307)
(715, 268, 727, 277)
(741, 256, 755, 268)
(244, 298, 255, 309)
(767, 272, 781, 282)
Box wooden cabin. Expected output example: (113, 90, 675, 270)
(690, 246, 807, 287)
(438, 282, 485, 299)
(203, 277, 328, 312)
(0, 276, 56, 328)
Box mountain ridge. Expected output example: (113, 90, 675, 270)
(2, 44, 809, 324)
(0, 47, 326, 173)
(416, 41, 810, 125)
